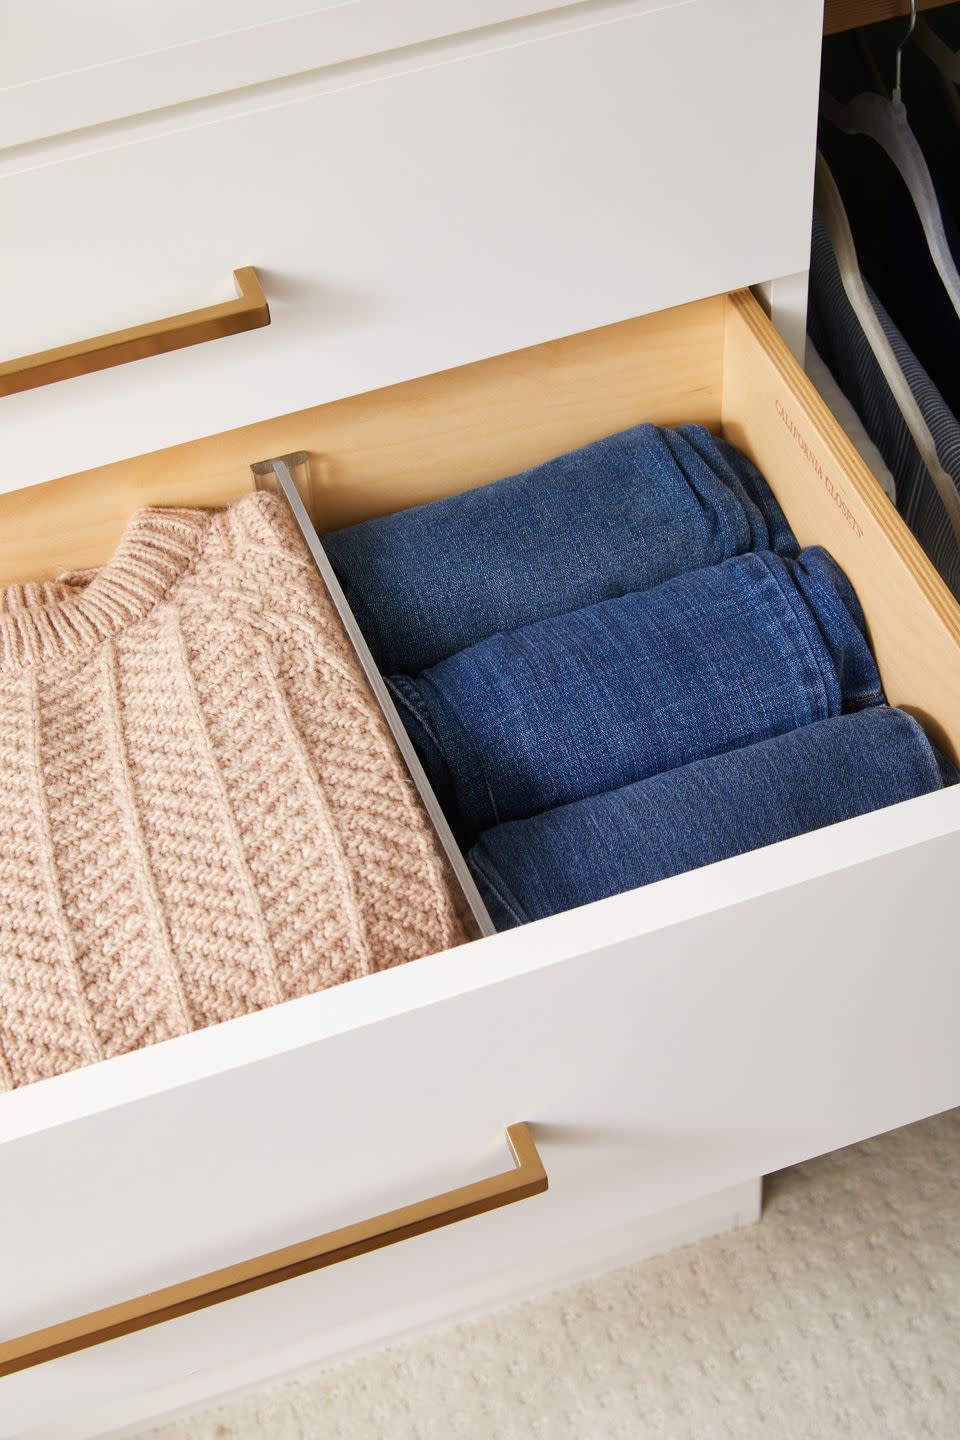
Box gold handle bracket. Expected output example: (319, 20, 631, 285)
(0, 1122, 546, 1378)
(0, 266, 270, 397)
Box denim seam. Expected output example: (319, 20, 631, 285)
(385, 677, 468, 832)
(850, 686, 885, 708)
(387, 676, 445, 752)
(797, 556, 884, 709)
(898, 710, 947, 792)
(675, 425, 760, 552)
(772, 556, 884, 712)
(666, 427, 752, 559)
(415, 678, 502, 833)
(469, 852, 528, 927)
(758, 555, 837, 719)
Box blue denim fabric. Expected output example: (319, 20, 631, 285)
(323, 423, 798, 674)
(387, 547, 883, 842)
(468, 707, 946, 928)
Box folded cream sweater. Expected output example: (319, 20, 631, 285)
(0, 492, 465, 1090)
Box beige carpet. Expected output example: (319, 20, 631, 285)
(147, 1107, 960, 1440)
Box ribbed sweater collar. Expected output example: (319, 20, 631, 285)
(0, 507, 212, 670)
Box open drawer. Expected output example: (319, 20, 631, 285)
(2, 289, 960, 1438)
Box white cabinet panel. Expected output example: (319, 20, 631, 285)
(0, 0, 823, 491)
(0, 0, 593, 147)
(3, 788, 960, 1437)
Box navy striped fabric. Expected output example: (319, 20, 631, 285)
(808, 210, 960, 599)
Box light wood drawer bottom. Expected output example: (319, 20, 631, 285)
(1, 289, 959, 1437)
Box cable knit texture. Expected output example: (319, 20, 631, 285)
(0, 492, 465, 1090)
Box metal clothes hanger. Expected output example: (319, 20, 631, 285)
(892, 0, 917, 102)
(814, 150, 960, 547)
(820, 0, 960, 323)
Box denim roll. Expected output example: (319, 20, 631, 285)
(324, 423, 798, 674)
(468, 708, 947, 929)
(387, 547, 884, 841)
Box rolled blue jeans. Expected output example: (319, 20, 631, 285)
(468, 707, 947, 928)
(387, 548, 883, 841)
(324, 423, 798, 674)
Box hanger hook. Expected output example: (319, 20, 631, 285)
(893, 0, 917, 103)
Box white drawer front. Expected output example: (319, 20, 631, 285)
(0, 0, 823, 492)
(0, 0, 591, 147)
(3, 786, 960, 1436)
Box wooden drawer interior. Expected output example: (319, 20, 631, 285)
(4, 288, 960, 765)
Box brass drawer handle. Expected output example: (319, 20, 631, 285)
(0, 1122, 546, 1378)
(0, 266, 270, 397)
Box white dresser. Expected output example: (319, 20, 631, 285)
(3, 3, 960, 1436)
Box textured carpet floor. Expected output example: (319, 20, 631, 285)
(147, 1107, 960, 1440)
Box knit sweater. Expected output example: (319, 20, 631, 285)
(0, 492, 465, 1090)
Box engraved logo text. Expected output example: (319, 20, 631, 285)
(775, 399, 863, 540)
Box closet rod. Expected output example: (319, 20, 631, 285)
(824, 0, 953, 35)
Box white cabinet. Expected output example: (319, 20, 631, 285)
(4, 4, 946, 1437)
(0, 0, 823, 490)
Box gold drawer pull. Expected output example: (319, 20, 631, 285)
(0, 266, 270, 397)
(0, 1122, 546, 1378)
